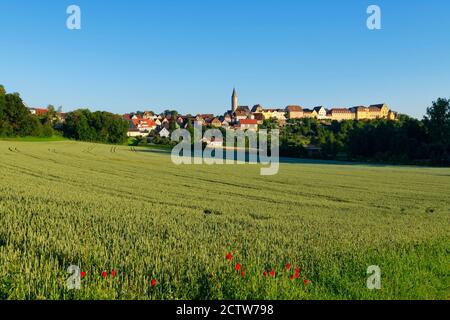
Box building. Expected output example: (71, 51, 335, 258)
(232, 88, 238, 112)
(239, 119, 258, 131)
(158, 127, 170, 138)
(369, 104, 390, 118)
(286, 105, 304, 119)
(29, 108, 48, 116)
(209, 118, 222, 128)
(313, 106, 327, 120)
(329, 108, 356, 121)
(302, 109, 318, 118)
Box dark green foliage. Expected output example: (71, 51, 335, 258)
(0, 88, 47, 137)
(280, 100, 450, 165)
(62, 109, 128, 144)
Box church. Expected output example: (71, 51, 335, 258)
(225, 88, 251, 124)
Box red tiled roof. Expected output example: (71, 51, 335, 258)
(240, 119, 258, 125)
(286, 105, 303, 112)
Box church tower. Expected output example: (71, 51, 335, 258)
(232, 88, 238, 112)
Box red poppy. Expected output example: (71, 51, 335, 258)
(235, 263, 241, 271)
(102, 271, 108, 279)
(263, 271, 268, 277)
(80, 271, 86, 278)
(111, 269, 117, 277)
(269, 270, 275, 277)
(295, 267, 300, 274)
(304, 279, 310, 285)
(241, 271, 245, 277)
(290, 274, 295, 280)
(285, 263, 291, 271)
(225, 253, 233, 261)
(151, 279, 157, 287)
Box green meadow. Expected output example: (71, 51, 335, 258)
(0, 141, 449, 300)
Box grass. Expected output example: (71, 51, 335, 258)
(0, 140, 449, 300)
(0, 135, 67, 142)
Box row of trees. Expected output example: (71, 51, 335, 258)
(0, 85, 54, 137)
(0, 85, 129, 144)
(274, 98, 450, 165)
(62, 109, 128, 144)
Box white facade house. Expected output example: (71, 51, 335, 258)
(158, 127, 170, 138)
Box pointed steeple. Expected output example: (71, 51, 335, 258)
(232, 88, 238, 112)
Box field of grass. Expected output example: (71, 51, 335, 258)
(0, 140, 449, 300)
(0, 135, 67, 142)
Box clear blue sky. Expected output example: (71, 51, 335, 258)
(1, 0, 449, 118)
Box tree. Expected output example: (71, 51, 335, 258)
(62, 109, 128, 144)
(424, 98, 450, 145)
(0, 85, 5, 118)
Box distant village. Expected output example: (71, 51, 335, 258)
(120, 89, 397, 140)
(28, 88, 398, 144)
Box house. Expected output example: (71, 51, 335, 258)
(286, 105, 303, 119)
(223, 113, 232, 123)
(210, 118, 222, 128)
(388, 110, 397, 121)
(303, 109, 318, 118)
(176, 117, 185, 126)
(260, 108, 286, 122)
(369, 104, 390, 118)
(30, 108, 48, 116)
(313, 106, 328, 120)
(234, 110, 249, 122)
(143, 111, 155, 119)
(351, 106, 370, 120)
(239, 119, 258, 131)
(158, 127, 170, 138)
(137, 119, 157, 132)
(194, 115, 206, 126)
(251, 104, 263, 113)
(203, 136, 224, 148)
(329, 108, 355, 121)
(253, 113, 265, 125)
(127, 128, 143, 137)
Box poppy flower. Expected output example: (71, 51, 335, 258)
(285, 263, 291, 271)
(295, 267, 300, 274)
(304, 279, 310, 285)
(111, 269, 117, 277)
(269, 270, 275, 277)
(226, 253, 233, 261)
(151, 279, 157, 287)
(102, 271, 108, 279)
(241, 271, 245, 277)
(235, 263, 241, 271)
(263, 271, 268, 277)
(290, 274, 295, 280)
(80, 271, 86, 278)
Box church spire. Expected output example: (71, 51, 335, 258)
(232, 88, 238, 112)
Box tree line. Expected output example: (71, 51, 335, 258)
(0, 85, 128, 144)
(271, 98, 450, 165)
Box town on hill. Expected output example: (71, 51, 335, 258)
(123, 88, 397, 139)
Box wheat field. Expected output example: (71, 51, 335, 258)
(0, 140, 449, 300)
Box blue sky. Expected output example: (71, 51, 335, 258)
(1, 0, 449, 118)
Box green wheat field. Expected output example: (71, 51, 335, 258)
(0, 140, 449, 300)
